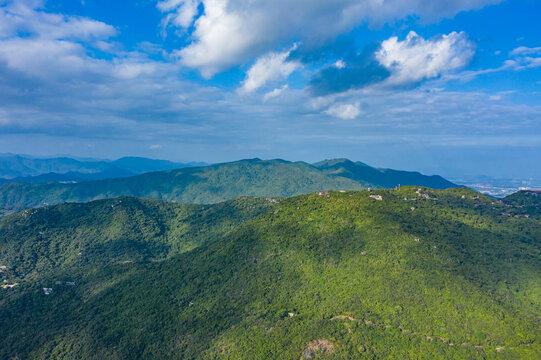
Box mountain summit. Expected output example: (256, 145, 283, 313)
(314, 158, 455, 189)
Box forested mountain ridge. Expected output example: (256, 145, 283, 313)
(1, 187, 539, 359)
(314, 158, 456, 189)
(0, 158, 457, 218)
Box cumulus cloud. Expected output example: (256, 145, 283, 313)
(0, 0, 169, 82)
(170, 0, 257, 78)
(308, 32, 473, 95)
(0, 0, 116, 80)
(376, 31, 474, 86)
(0, 0, 197, 142)
(240, 47, 301, 93)
(158, 0, 501, 76)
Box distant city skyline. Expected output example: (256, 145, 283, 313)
(0, 0, 540, 179)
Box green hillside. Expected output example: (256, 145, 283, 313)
(0, 159, 457, 217)
(0, 196, 273, 276)
(1, 187, 539, 359)
(503, 190, 541, 217)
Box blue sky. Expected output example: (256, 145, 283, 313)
(0, 0, 540, 179)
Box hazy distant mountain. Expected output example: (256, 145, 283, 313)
(109, 157, 208, 174)
(0, 154, 207, 181)
(0, 158, 457, 216)
(0, 167, 135, 185)
(0, 154, 107, 178)
(0, 188, 538, 358)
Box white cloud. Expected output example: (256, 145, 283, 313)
(325, 103, 362, 120)
(334, 60, 346, 69)
(521, 57, 541, 69)
(157, 0, 185, 12)
(376, 31, 475, 86)
(158, 0, 501, 76)
(0, 1, 170, 82)
(0, 0, 206, 144)
(0, 0, 116, 40)
(172, 0, 255, 78)
(149, 144, 163, 149)
(510, 46, 541, 56)
(306, 32, 474, 95)
(2, 0, 539, 178)
(506, 51, 541, 71)
(263, 85, 288, 102)
(160, 0, 199, 29)
(240, 47, 301, 93)
(448, 44, 541, 83)
(114, 63, 159, 80)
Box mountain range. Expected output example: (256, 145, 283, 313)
(0, 188, 539, 359)
(0, 154, 206, 181)
(3, 155, 536, 359)
(0, 158, 456, 218)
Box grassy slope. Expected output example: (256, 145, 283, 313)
(0, 159, 457, 216)
(1, 188, 539, 359)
